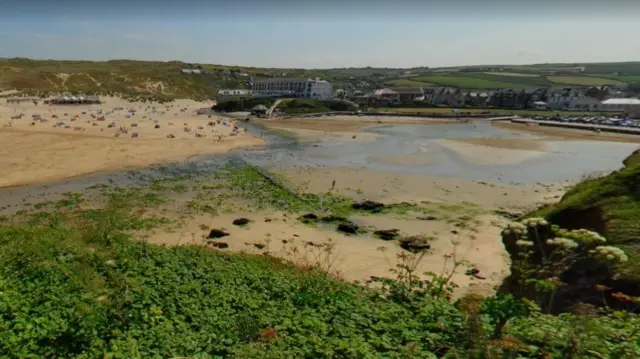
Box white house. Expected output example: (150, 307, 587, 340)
(181, 69, 204, 75)
(600, 98, 640, 114)
(569, 97, 602, 111)
(532, 101, 548, 110)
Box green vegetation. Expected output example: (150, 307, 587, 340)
(278, 99, 358, 114)
(530, 149, 640, 285)
(384, 78, 435, 87)
(483, 72, 540, 77)
(547, 76, 626, 86)
(0, 58, 219, 101)
(5, 58, 640, 100)
(409, 74, 534, 89)
(3, 163, 640, 358)
(213, 97, 275, 112)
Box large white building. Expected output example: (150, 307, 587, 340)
(600, 98, 640, 116)
(252, 77, 333, 100)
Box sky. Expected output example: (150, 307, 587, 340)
(0, 0, 639, 69)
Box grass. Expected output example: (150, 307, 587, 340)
(384, 79, 435, 87)
(410, 74, 533, 89)
(588, 74, 640, 83)
(277, 99, 357, 114)
(2, 163, 640, 357)
(547, 75, 626, 86)
(483, 72, 541, 77)
(530, 149, 640, 284)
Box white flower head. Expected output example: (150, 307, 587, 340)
(592, 246, 628, 263)
(521, 217, 548, 228)
(516, 240, 535, 248)
(546, 237, 579, 250)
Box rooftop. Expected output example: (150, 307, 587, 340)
(601, 98, 640, 105)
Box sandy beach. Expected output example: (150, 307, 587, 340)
(140, 166, 566, 298)
(1, 109, 628, 298)
(0, 97, 263, 187)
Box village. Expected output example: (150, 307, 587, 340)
(210, 72, 640, 117)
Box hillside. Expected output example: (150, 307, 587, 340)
(382, 62, 640, 89)
(3, 58, 640, 100)
(0, 58, 389, 100)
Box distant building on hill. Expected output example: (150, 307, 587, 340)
(252, 77, 333, 100)
(181, 69, 204, 75)
(44, 95, 101, 105)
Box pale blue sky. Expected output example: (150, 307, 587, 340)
(0, 1, 639, 68)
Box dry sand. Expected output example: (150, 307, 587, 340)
(0, 97, 263, 187)
(142, 167, 567, 298)
(278, 167, 565, 210)
(493, 120, 640, 143)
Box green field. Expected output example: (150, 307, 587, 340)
(483, 72, 540, 77)
(384, 78, 435, 87)
(408, 74, 529, 89)
(588, 74, 640, 83)
(547, 75, 626, 86)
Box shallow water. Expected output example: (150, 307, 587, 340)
(0, 120, 637, 208)
(240, 121, 638, 185)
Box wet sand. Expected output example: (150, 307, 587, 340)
(367, 148, 434, 166)
(434, 139, 548, 165)
(256, 116, 463, 133)
(0, 97, 263, 188)
(493, 120, 640, 143)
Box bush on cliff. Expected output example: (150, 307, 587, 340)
(213, 97, 276, 112)
(512, 148, 640, 310)
(278, 99, 358, 114)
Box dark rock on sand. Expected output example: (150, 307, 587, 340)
(417, 215, 438, 221)
(298, 213, 319, 223)
(351, 200, 386, 213)
(337, 221, 359, 234)
(399, 236, 431, 253)
(208, 229, 230, 239)
(211, 242, 229, 249)
(232, 218, 251, 226)
(320, 215, 347, 223)
(374, 229, 400, 241)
